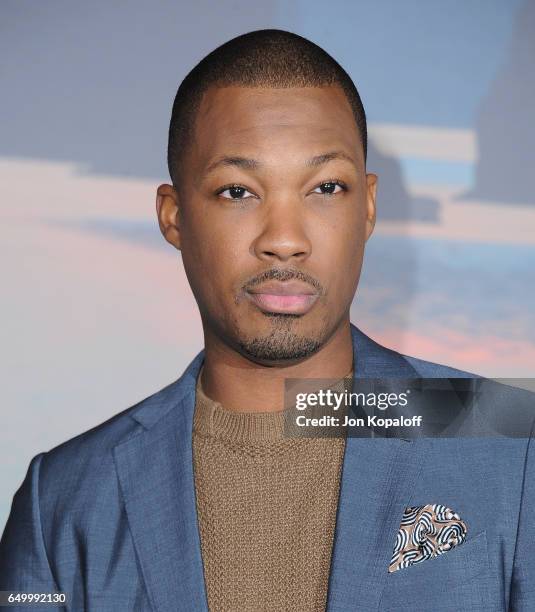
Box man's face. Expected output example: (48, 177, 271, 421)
(157, 85, 377, 365)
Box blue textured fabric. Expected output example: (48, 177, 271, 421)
(1, 323, 534, 611)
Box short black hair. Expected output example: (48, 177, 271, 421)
(167, 29, 367, 187)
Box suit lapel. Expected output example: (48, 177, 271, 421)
(326, 325, 429, 611)
(113, 353, 208, 612)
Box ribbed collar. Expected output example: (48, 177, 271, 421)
(193, 365, 354, 444)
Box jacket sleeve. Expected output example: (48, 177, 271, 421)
(0, 453, 59, 593)
(510, 430, 535, 610)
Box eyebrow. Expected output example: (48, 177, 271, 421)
(203, 150, 357, 177)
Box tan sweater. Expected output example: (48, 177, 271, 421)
(192, 368, 352, 612)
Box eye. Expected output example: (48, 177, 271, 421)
(313, 180, 346, 195)
(312, 180, 347, 196)
(216, 184, 256, 200)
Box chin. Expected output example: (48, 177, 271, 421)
(235, 314, 326, 364)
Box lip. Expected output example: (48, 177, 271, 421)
(246, 280, 319, 315)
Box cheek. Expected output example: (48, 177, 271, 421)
(341, 198, 368, 262)
(181, 212, 250, 300)
(318, 202, 365, 254)
(312, 206, 366, 298)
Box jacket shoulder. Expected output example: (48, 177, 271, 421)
(401, 353, 481, 378)
(39, 375, 185, 485)
(350, 323, 481, 378)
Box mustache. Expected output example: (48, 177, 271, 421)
(243, 267, 324, 294)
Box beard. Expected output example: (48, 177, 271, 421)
(236, 313, 324, 363)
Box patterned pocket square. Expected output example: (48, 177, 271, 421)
(389, 503, 467, 573)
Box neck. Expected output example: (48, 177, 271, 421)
(200, 318, 354, 413)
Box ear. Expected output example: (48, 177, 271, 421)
(364, 173, 377, 241)
(156, 183, 181, 250)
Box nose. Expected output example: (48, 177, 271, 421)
(252, 198, 312, 263)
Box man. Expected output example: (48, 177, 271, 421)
(1, 29, 534, 612)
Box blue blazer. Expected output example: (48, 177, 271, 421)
(1, 324, 534, 611)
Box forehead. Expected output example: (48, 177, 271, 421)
(191, 85, 362, 169)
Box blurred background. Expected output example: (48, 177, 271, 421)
(1, 0, 534, 531)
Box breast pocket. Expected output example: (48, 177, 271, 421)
(379, 531, 492, 612)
